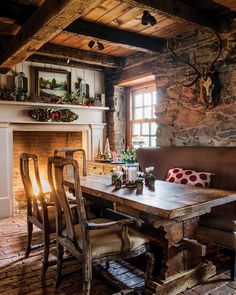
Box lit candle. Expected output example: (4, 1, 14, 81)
(128, 166, 137, 183)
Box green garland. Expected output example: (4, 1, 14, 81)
(28, 108, 78, 122)
(120, 148, 137, 163)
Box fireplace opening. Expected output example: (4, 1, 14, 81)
(13, 131, 83, 213)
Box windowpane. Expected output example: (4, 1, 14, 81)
(142, 123, 149, 135)
(134, 94, 142, 107)
(152, 106, 156, 118)
(152, 92, 157, 104)
(144, 107, 152, 119)
(151, 137, 156, 147)
(131, 87, 157, 148)
(144, 92, 152, 106)
(151, 122, 157, 135)
(142, 137, 150, 147)
(132, 123, 140, 136)
(134, 108, 143, 120)
(132, 136, 145, 148)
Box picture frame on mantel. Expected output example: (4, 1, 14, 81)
(35, 67, 71, 103)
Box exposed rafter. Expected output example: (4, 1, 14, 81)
(120, 0, 220, 31)
(0, 0, 104, 74)
(38, 43, 123, 68)
(27, 54, 104, 71)
(0, 2, 37, 25)
(65, 20, 166, 54)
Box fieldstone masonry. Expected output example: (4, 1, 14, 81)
(105, 69, 126, 152)
(105, 29, 236, 150)
(154, 29, 236, 146)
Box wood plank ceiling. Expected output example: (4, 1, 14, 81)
(0, 0, 235, 72)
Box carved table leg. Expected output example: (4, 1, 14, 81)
(145, 217, 216, 295)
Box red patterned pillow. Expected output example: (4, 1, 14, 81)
(166, 168, 214, 188)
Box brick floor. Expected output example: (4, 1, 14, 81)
(0, 214, 235, 295)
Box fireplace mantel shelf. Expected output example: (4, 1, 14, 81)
(8, 121, 106, 126)
(0, 100, 109, 111)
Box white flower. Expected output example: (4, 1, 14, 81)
(137, 171, 144, 177)
(145, 166, 154, 173)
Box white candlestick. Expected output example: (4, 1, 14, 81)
(128, 167, 137, 183)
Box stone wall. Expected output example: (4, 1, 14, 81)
(106, 28, 236, 149)
(105, 69, 126, 152)
(154, 29, 236, 146)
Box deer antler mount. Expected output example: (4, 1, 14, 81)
(167, 30, 222, 108)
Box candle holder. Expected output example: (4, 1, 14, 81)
(148, 176, 156, 190)
(144, 166, 155, 187)
(126, 181, 136, 188)
(144, 177, 149, 186)
(111, 174, 116, 185)
(115, 178, 122, 190)
(136, 178, 144, 193)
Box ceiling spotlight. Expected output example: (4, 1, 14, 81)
(88, 40, 95, 48)
(97, 42, 104, 51)
(141, 10, 157, 26)
(149, 15, 157, 26)
(141, 10, 149, 25)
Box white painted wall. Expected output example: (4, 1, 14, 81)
(0, 61, 104, 97)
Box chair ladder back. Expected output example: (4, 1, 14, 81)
(54, 148, 87, 177)
(20, 153, 43, 218)
(48, 156, 88, 243)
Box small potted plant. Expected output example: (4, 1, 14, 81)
(111, 167, 118, 185)
(136, 172, 144, 193)
(145, 166, 154, 186)
(148, 174, 156, 190)
(114, 171, 123, 190)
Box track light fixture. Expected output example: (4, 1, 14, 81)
(88, 40, 105, 51)
(141, 10, 149, 25)
(88, 40, 95, 48)
(148, 14, 157, 26)
(141, 10, 157, 26)
(141, 10, 149, 26)
(97, 42, 105, 51)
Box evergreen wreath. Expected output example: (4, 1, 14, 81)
(28, 108, 78, 122)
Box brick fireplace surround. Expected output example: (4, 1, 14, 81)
(0, 101, 108, 217)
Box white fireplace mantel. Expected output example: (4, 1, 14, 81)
(0, 101, 108, 217)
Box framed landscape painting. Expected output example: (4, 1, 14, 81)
(35, 68, 71, 101)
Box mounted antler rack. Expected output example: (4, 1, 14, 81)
(167, 29, 222, 108)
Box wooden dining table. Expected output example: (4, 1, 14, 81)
(80, 175, 236, 295)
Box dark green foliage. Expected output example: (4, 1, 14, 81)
(28, 108, 78, 122)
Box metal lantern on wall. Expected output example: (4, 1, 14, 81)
(15, 72, 28, 93)
(79, 79, 89, 98)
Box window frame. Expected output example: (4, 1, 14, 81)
(126, 83, 157, 148)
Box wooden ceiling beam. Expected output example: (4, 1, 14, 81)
(27, 54, 104, 71)
(0, 0, 104, 74)
(0, 2, 37, 25)
(37, 43, 123, 68)
(0, 23, 21, 36)
(121, 0, 220, 31)
(65, 19, 166, 54)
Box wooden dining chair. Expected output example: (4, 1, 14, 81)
(54, 148, 97, 220)
(20, 153, 56, 278)
(54, 148, 87, 177)
(48, 156, 155, 295)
